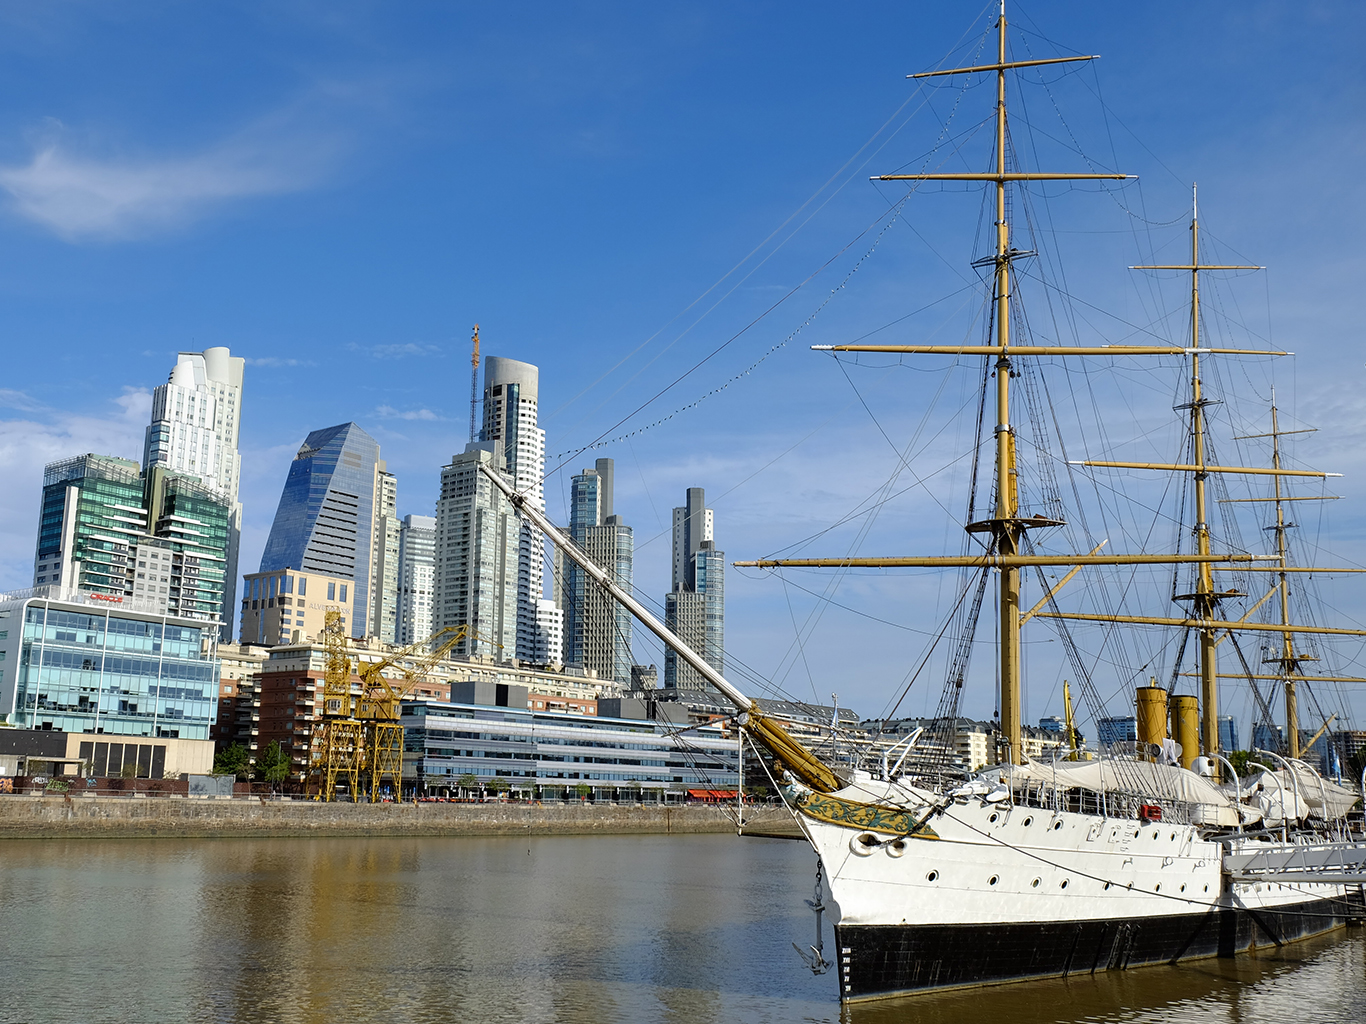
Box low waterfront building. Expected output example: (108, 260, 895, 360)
(401, 694, 739, 799)
(861, 716, 1068, 771)
(253, 636, 622, 779)
(213, 642, 268, 755)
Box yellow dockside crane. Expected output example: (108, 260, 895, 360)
(355, 625, 471, 801)
(312, 615, 474, 802)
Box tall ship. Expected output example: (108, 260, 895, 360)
(482, 5, 1366, 1003)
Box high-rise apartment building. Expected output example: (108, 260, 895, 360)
(396, 514, 437, 645)
(370, 466, 400, 644)
(258, 422, 391, 640)
(432, 444, 519, 660)
(562, 458, 632, 684)
(142, 348, 245, 639)
(480, 356, 556, 662)
(33, 454, 230, 625)
(664, 487, 724, 691)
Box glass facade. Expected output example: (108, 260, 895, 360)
(7, 603, 217, 739)
(402, 700, 738, 793)
(259, 423, 380, 638)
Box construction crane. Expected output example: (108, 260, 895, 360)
(315, 609, 364, 800)
(469, 323, 480, 442)
(354, 625, 473, 802)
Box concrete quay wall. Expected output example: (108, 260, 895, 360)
(0, 796, 759, 839)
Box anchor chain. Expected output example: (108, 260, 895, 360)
(793, 858, 833, 975)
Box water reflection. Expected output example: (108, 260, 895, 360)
(0, 834, 1360, 1024)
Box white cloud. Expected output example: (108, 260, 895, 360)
(375, 404, 441, 421)
(0, 106, 345, 241)
(0, 388, 45, 412)
(244, 356, 317, 368)
(352, 342, 444, 359)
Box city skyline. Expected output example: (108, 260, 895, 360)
(0, 4, 1362, 733)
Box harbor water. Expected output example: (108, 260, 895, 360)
(0, 833, 1361, 1023)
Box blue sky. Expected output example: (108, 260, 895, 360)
(1, 1, 1363, 739)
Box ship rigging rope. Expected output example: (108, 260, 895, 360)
(544, 21, 998, 475)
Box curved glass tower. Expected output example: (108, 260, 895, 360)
(259, 422, 381, 638)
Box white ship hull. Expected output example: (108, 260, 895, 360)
(792, 782, 1364, 1000)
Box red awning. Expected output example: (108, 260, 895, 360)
(686, 789, 738, 799)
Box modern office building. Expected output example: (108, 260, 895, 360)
(239, 568, 356, 646)
(1218, 715, 1240, 753)
(562, 459, 633, 685)
(142, 348, 245, 640)
(1252, 721, 1284, 752)
(258, 422, 387, 640)
(432, 444, 519, 661)
(370, 466, 400, 644)
(664, 487, 724, 691)
(1097, 715, 1138, 748)
(33, 454, 231, 626)
(396, 514, 437, 645)
(480, 356, 553, 662)
(0, 589, 219, 744)
(401, 695, 739, 799)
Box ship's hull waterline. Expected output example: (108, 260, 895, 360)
(835, 894, 1360, 1000)
(793, 789, 1363, 1000)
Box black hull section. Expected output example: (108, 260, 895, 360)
(836, 891, 1366, 1001)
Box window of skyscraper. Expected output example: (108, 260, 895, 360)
(340, 585, 347, 603)
(327, 582, 336, 601)
(269, 576, 277, 598)
(298, 577, 307, 597)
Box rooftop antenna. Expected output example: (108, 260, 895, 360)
(469, 324, 481, 442)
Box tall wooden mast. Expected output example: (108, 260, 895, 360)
(1129, 186, 1259, 756)
(736, 15, 1362, 774)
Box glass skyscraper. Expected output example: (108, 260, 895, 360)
(259, 422, 384, 639)
(33, 454, 230, 627)
(664, 486, 724, 692)
(562, 458, 633, 684)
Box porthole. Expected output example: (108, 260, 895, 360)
(1170, 833, 1176, 841)
(1030, 878, 1040, 888)
(1180, 884, 1186, 893)
(1022, 816, 1033, 827)
(989, 812, 999, 824)
(1052, 820, 1063, 831)
(926, 870, 939, 882)
(851, 833, 877, 856)
(888, 840, 906, 858)
(1155, 884, 1161, 892)
(1103, 882, 1111, 891)
(988, 875, 999, 886)
(1060, 879, 1069, 889)
(1152, 831, 1160, 840)
(1203, 885, 1209, 893)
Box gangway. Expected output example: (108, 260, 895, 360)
(1223, 840, 1366, 884)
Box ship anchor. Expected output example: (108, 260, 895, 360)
(793, 859, 833, 975)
